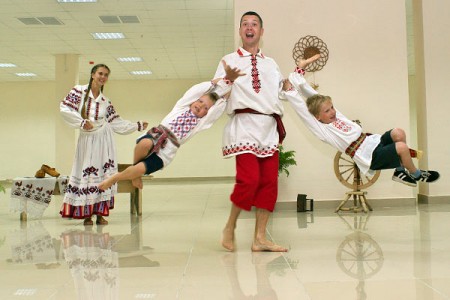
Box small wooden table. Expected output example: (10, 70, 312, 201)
(11, 164, 151, 221)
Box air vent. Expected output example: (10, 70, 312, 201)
(99, 15, 140, 24)
(99, 16, 120, 24)
(17, 17, 63, 25)
(17, 18, 41, 25)
(119, 16, 140, 24)
(37, 17, 64, 25)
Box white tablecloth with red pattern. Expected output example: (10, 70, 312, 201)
(10, 176, 68, 219)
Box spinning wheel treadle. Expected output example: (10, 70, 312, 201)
(334, 151, 381, 213)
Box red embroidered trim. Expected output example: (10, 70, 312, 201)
(86, 98, 92, 118)
(95, 102, 99, 120)
(295, 67, 306, 75)
(251, 55, 261, 93)
(222, 144, 278, 157)
(223, 78, 234, 85)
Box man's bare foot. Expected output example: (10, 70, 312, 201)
(98, 177, 115, 191)
(251, 240, 288, 252)
(222, 227, 235, 252)
(132, 177, 143, 189)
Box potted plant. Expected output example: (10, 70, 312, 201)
(278, 145, 297, 177)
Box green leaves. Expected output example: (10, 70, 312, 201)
(278, 145, 297, 177)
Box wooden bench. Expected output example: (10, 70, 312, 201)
(118, 163, 144, 216)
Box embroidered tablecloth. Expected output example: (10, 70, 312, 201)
(10, 176, 69, 219)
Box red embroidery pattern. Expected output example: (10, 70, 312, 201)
(95, 102, 99, 120)
(332, 118, 351, 132)
(11, 181, 53, 204)
(86, 98, 92, 118)
(62, 88, 82, 110)
(222, 143, 278, 156)
(251, 55, 261, 93)
(169, 110, 199, 139)
(106, 104, 120, 123)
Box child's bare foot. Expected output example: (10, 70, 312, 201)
(132, 177, 143, 189)
(251, 240, 288, 252)
(222, 227, 235, 252)
(98, 177, 115, 191)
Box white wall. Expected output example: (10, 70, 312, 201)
(1, 0, 447, 203)
(421, 0, 450, 197)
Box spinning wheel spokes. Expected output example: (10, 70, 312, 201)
(334, 151, 380, 190)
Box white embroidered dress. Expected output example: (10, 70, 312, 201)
(60, 84, 144, 218)
(214, 48, 285, 158)
(284, 72, 381, 175)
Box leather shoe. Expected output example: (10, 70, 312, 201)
(35, 169, 46, 178)
(41, 164, 60, 177)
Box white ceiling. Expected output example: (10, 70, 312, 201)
(0, 0, 234, 82)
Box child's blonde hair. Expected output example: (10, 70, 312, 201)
(208, 92, 220, 103)
(306, 94, 332, 117)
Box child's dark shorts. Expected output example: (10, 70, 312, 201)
(369, 129, 401, 170)
(136, 134, 164, 175)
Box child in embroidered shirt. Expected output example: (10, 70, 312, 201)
(282, 55, 440, 187)
(98, 61, 244, 191)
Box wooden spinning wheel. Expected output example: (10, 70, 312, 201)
(333, 151, 380, 213)
(334, 152, 381, 190)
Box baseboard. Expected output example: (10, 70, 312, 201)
(143, 176, 235, 185)
(417, 194, 450, 204)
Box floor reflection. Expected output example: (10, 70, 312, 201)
(61, 226, 119, 299)
(221, 252, 298, 300)
(297, 211, 314, 229)
(336, 214, 384, 300)
(7, 221, 61, 269)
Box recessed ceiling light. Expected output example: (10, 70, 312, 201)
(57, 0, 97, 3)
(0, 63, 17, 68)
(14, 288, 37, 296)
(130, 70, 152, 75)
(15, 73, 36, 77)
(117, 57, 143, 62)
(91, 32, 125, 40)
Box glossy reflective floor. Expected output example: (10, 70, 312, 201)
(1, 182, 449, 300)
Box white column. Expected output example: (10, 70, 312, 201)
(55, 54, 79, 175)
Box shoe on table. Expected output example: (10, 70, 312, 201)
(41, 164, 60, 177)
(35, 169, 46, 178)
(414, 170, 440, 183)
(392, 170, 417, 187)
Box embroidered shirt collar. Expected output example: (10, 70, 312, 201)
(237, 47, 265, 58)
(84, 87, 105, 102)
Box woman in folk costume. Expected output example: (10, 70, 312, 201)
(59, 64, 148, 226)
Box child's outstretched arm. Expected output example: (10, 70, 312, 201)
(290, 54, 321, 98)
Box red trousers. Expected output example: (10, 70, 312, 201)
(230, 152, 279, 212)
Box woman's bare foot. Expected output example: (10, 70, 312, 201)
(98, 177, 115, 191)
(222, 227, 235, 252)
(251, 240, 288, 252)
(132, 177, 143, 189)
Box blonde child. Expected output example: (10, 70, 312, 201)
(282, 56, 439, 187)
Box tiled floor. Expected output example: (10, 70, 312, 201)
(0, 182, 449, 299)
